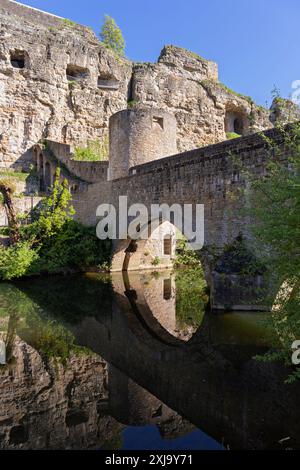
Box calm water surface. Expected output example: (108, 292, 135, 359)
(0, 269, 299, 450)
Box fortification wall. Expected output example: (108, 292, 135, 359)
(71, 127, 289, 234)
(106, 127, 288, 248)
(109, 108, 177, 180)
(46, 141, 108, 183)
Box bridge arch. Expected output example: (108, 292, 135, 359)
(111, 219, 178, 272)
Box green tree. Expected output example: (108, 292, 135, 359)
(247, 124, 300, 381)
(24, 168, 75, 245)
(100, 15, 125, 57)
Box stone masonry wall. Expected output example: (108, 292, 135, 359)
(105, 127, 288, 249)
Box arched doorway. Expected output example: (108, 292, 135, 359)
(111, 220, 178, 272)
(225, 108, 248, 136)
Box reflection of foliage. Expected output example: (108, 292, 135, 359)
(12, 273, 113, 325)
(18, 311, 81, 364)
(0, 283, 89, 364)
(175, 267, 208, 329)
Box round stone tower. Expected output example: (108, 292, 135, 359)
(108, 108, 177, 180)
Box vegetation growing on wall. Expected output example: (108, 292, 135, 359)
(73, 137, 109, 161)
(174, 239, 202, 267)
(226, 132, 241, 140)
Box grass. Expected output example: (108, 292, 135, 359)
(73, 137, 109, 162)
(163, 45, 210, 63)
(201, 80, 268, 112)
(62, 18, 77, 28)
(226, 132, 241, 140)
(127, 99, 139, 108)
(0, 170, 29, 182)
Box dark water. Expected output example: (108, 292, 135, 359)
(0, 269, 299, 450)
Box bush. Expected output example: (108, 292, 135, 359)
(0, 242, 38, 280)
(0, 170, 111, 280)
(29, 220, 111, 275)
(174, 239, 202, 267)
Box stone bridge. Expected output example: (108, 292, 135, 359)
(102, 112, 289, 310)
(35, 109, 292, 309)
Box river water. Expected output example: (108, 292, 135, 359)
(0, 269, 299, 450)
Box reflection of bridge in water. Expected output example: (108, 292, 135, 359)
(70, 270, 300, 450)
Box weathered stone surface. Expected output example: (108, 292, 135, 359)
(0, 0, 132, 170)
(0, 333, 122, 449)
(109, 108, 177, 180)
(131, 45, 273, 151)
(1, 2, 299, 172)
(270, 97, 300, 125)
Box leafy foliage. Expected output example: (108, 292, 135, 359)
(0, 169, 111, 280)
(0, 242, 38, 280)
(0, 285, 88, 365)
(100, 15, 125, 57)
(246, 123, 300, 381)
(174, 239, 202, 267)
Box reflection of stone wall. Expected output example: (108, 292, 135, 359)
(0, 335, 122, 449)
(142, 273, 176, 336)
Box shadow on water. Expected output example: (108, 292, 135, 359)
(0, 268, 299, 450)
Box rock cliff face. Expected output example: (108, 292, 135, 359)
(0, 1, 299, 171)
(131, 46, 272, 151)
(0, 0, 132, 169)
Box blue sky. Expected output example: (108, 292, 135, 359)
(18, 0, 300, 107)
